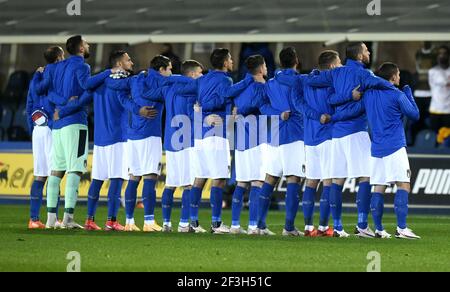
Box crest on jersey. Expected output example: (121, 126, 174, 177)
(31, 109, 49, 126)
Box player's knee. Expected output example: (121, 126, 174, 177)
(265, 174, 278, 186)
(305, 179, 319, 188)
(397, 182, 410, 193)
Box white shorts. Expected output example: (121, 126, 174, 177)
(92, 142, 128, 180)
(370, 147, 411, 186)
(191, 136, 231, 179)
(305, 140, 332, 180)
(32, 126, 52, 177)
(330, 131, 371, 179)
(127, 136, 162, 176)
(235, 144, 266, 182)
(165, 148, 195, 187)
(264, 140, 306, 178)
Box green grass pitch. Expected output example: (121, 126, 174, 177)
(0, 205, 449, 272)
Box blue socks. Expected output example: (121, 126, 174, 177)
(285, 183, 300, 231)
(231, 186, 246, 226)
(394, 189, 408, 229)
(257, 183, 274, 229)
(161, 188, 175, 224)
(248, 186, 260, 227)
(189, 186, 202, 222)
(180, 188, 190, 224)
(107, 178, 123, 220)
(143, 179, 157, 222)
(319, 186, 331, 227)
(87, 179, 103, 219)
(371, 192, 384, 231)
(125, 180, 139, 220)
(30, 180, 45, 221)
(357, 181, 371, 229)
(302, 186, 315, 227)
(210, 187, 223, 223)
(330, 183, 343, 231)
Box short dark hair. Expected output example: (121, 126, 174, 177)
(44, 46, 64, 64)
(245, 55, 265, 75)
(150, 55, 171, 71)
(181, 60, 203, 76)
(109, 50, 127, 68)
(346, 42, 365, 61)
(376, 62, 399, 81)
(66, 35, 83, 55)
(210, 48, 230, 69)
(279, 47, 298, 68)
(318, 50, 339, 70)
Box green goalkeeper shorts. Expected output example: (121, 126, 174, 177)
(51, 124, 89, 173)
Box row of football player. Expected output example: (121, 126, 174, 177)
(26, 36, 420, 239)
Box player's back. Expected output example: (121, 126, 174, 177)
(302, 83, 333, 146)
(198, 70, 231, 115)
(94, 78, 129, 146)
(52, 56, 89, 129)
(127, 71, 164, 140)
(363, 87, 407, 158)
(266, 70, 304, 145)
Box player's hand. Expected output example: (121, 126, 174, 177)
(280, 111, 290, 121)
(352, 85, 362, 101)
(402, 85, 413, 97)
(139, 106, 158, 119)
(69, 96, 78, 102)
(206, 114, 223, 126)
(320, 114, 331, 124)
(36, 67, 44, 73)
(53, 109, 60, 121)
(193, 102, 201, 113)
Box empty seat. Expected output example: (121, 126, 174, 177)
(414, 129, 437, 148)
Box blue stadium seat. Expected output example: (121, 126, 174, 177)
(0, 106, 14, 141)
(1, 70, 30, 110)
(8, 103, 30, 141)
(414, 129, 437, 148)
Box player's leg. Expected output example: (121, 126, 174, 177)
(124, 175, 141, 231)
(178, 185, 192, 232)
(303, 179, 319, 236)
(85, 145, 105, 230)
(161, 186, 176, 232)
(230, 181, 249, 234)
(354, 176, 375, 237)
(388, 148, 420, 239)
(394, 182, 419, 239)
(257, 174, 279, 235)
(29, 176, 47, 229)
(230, 149, 251, 234)
(142, 173, 161, 232)
(45, 128, 66, 229)
(210, 178, 229, 233)
(85, 179, 104, 230)
(248, 180, 263, 234)
(283, 175, 302, 236)
(60, 124, 89, 229)
(105, 178, 125, 231)
(371, 185, 389, 238)
(318, 179, 334, 236)
(29, 125, 52, 229)
(189, 178, 207, 232)
(329, 136, 349, 237)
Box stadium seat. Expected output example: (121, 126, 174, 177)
(0, 106, 14, 141)
(1, 70, 30, 110)
(8, 103, 30, 141)
(414, 129, 437, 148)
